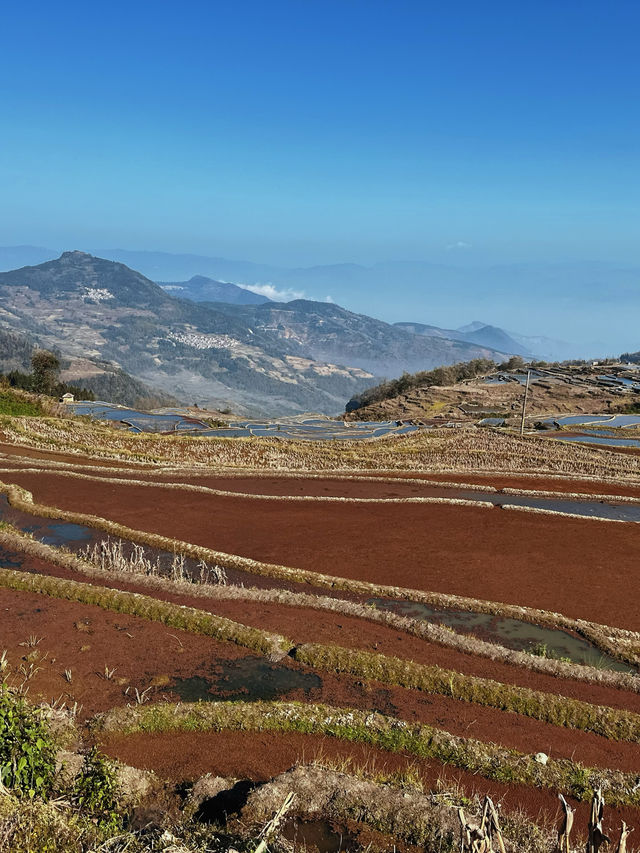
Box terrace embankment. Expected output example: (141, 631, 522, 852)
(4, 438, 640, 498)
(10, 545, 640, 716)
(0, 442, 159, 471)
(98, 729, 640, 829)
(5, 415, 640, 481)
(378, 469, 640, 498)
(5, 466, 640, 631)
(9, 565, 640, 777)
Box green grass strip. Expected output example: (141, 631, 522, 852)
(94, 700, 640, 807)
(0, 569, 290, 658)
(294, 643, 640, 743)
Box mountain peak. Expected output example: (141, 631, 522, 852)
(188, 275, 215, 284)
(457, 320, 488, 333)
(60, 250, 93, 260)
(157, 275, 270, 306)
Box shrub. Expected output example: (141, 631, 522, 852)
(73, 748, 122, 832)
(0, 390, 46, 417)
(345, 358, 497, 412)
(0, 685, 56, 798)
(0, 794, 86, 853)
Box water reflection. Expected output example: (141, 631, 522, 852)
(170, 656, 322, 702)
(368, 598, 635, 673)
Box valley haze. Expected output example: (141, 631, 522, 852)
(0, 250, 528, 415)
(0, 245, 624, 361)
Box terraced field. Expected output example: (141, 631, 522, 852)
(2, 420, 640, 850)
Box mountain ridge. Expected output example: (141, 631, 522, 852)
(394, 321, 534, 358)
(158, 275, 270, 306)
(0, 252, 514, 415)
(205, 299, 513, 379)
(0, 245, 626, 357)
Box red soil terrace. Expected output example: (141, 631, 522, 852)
(12, 547, 640, 715)
(100, 729, 640, 830)
(6, 466, 640, 631)
(5, 576, 640, 776)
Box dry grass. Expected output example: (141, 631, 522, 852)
(9, 448, 640, 504)
(4, 414, 640, 481)
(8, 443, 640, 493)
(242, 762, 557, 852)
(240, 763, 463, 850)
(80, 537, 227, 585)
(93, 699, 640, 807)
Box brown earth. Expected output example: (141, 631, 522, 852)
(0, 442, 158, 470)
(99, 729, 640, 830)
(6, 574, 640, 776)
(5, 467, 640, 631)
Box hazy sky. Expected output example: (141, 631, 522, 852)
(1, 0, 639, 268)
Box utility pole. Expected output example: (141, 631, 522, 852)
(519, 370, 531, 436)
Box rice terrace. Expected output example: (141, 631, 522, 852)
(2, 391, 640, 851)
(3, 2, 640, 850)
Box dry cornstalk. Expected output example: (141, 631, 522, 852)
(616, 821, 633, 853)
(253, 791, 295, 853)
(557, 794, 575, 853)
(587, 788, 610, 853)
(483, 796, 506, 853)
(458, 806, 490, 852)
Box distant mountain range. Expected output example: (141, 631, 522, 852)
(158, 278, 575, 364)
(206, 301, 509, 379)
(0, 252, 515, 415)
(158, 275, 270, 306)
(0, 245, 629, 359)
(394, 321, 535, 359)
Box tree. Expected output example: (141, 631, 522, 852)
(498, 355, 525, 372)
(31, 350, 60, 395)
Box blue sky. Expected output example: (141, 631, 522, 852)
(1, 0, 639, 272)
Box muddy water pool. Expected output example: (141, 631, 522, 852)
(170, 656, 322, 702)
(368, 598, 635, 673)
